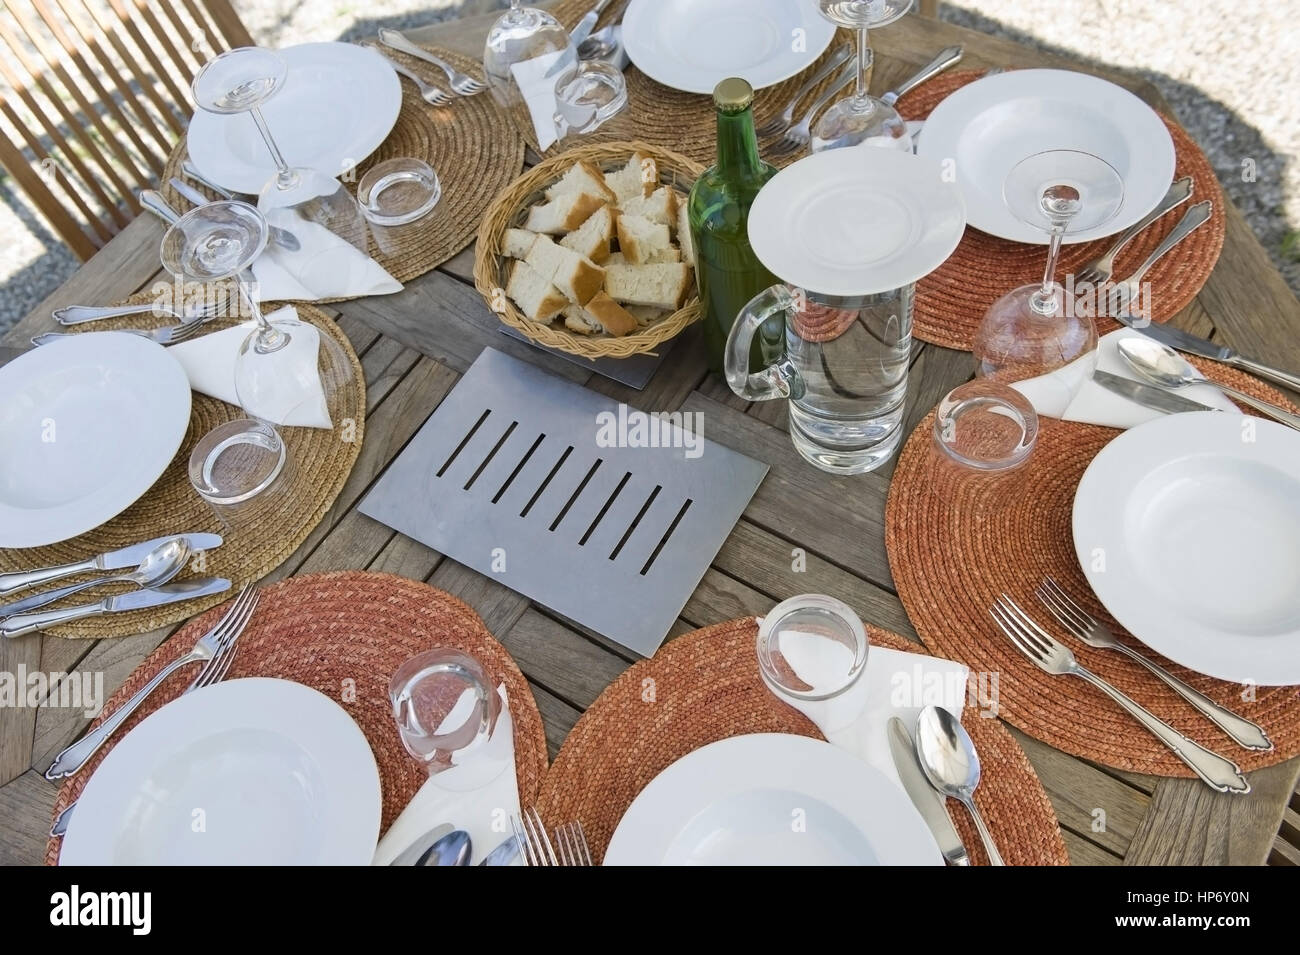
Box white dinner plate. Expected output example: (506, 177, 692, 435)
(61, 678, 382, 865)
(916, 69, 1175, 244)
(604, 734, 943, 865)
(623, 0, 837, 95)
(188, 42, 402, 194)
(0, 332, 191, 549)
(1074, 412, 1300, 686)
(748, 148, 966, 296)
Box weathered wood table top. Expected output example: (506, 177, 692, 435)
(2, 7, 1298, 866)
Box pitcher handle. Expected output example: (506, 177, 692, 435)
(725, 285, 805, 402)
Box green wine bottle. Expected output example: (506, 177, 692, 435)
(688, 77, 779, 375)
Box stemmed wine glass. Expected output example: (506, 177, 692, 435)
(191, 47, 368, 255)
(973, 149, 1125, 382)
(811, 0, 913, 152)
(162, 200, 308, 503)
(483, 0, 575, 108)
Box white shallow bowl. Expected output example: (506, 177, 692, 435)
(1074, 411, 1300, 686)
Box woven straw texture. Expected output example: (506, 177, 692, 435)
(45, 572, 550, 865)
(897, 70, 1226, 351)
(526, 0, 856, 168)
(161, 48, 524, 292)
(0, 297, 365, 639)
(536, 617, 1068, 865)
(475, 140, 704, 358)
(886, 359, 1300, 776)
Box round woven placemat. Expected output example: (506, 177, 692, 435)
(528, 0, 856, 167)
(0, 296, 365, 639)
(536, 617, 1068, 865)
(886, 360, 1300, 777)
(896, 70, 1226, 351)
(45, 571, 549, 865)
(161, 49, 524, 291)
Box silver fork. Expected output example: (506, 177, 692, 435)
(511, 807, 559, 866)
(770, 58, 858, 156)
(49, 586, 256, 838)
(45, 585, 260, 782)
(1106, 200, 1213, 315)
(991, 595, 1249, 793)
(1036, 578, 1272, 751)
(34, 321, 208, 347)
(756, 43, 854, 137)
(378, 28, 486, 96)
(369, 46, 452, 106)
(1074, 177, 1193, 286)
(554, 821, 593, 866)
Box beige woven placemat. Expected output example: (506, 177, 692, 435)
(536, 617, 1068, 865)
(886, 360, 1300, 776)
(897, 70, 1227, 351)
(161, 48, 525, 290)
(521, 0, 856, 167)
(0, 298, 365, 639)
(45, 571, 550, 865)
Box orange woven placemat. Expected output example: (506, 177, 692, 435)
(886, 361, 1300, 777)
(897, 70, 1226, 351)
(536, 617, 1068, 865)
(45, 571, 549, 865)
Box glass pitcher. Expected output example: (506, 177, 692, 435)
(725, 282, 913, 474)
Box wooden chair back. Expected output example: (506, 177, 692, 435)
(0, 0, 253, 260)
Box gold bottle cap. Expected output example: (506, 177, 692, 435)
(713, 77, 754, 113)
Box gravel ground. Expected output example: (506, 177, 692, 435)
(2, 0, 1298, 331)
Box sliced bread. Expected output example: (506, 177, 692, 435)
(545, 160, 617, 204)
(619, 185, 677, 226)
(676, 198, 695, 266)
(616, 213, 672, 265)
(560, 204, 616, 263)
(604, 262, 692, 310)
(625, 305, 669, 327)
(524, 189, 607, 234)
(604, 152, 656, 202)
(561, 293, 639, 337)
(502, 227, 538, 259)
(506, 259, 567, 324)
(526, 234, 605, 305)
(607, 248, 681, 266)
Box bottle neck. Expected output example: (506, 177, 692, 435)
(716, 107, 762, 179)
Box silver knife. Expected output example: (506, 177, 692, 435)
(570, 0, 615, 46)
(1, 577, 231, 638)
(478, 833, 521, 867)
(1121, 319, 1300, 394)
(1093, 370, 1220, 415)
(0, 533, 223, 597)
(887, 717, 970, 866)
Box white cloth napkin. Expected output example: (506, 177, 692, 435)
(510, 47, 577, 152)
(1011, 328, 1239, 428)
(771, 628, 969, 793)
(372, 685, 521, 866)
(167, 306, 332, 429)
(249, 209, 401, 302)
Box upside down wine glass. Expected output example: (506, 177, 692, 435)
(192, 47, 368, 255)
(973, 149, 1125, 382)
(811, 0, 912, 152)
(483, 0, 574, 108)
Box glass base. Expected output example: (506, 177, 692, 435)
(811, 94, 911, 153)
(188, 418, 287, 505)
(973, 283, 1098, 382)
(789, 401, 905, 474)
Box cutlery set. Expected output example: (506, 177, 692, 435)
(387, 810, 588, 867)
(374, 28, 487, 103)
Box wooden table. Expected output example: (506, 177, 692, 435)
(3, 8, 1298, 867)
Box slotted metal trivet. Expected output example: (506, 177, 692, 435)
(361, 348, 767, 656)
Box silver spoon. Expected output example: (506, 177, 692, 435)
(417, 829, 472, 867)
(0, 539, 191, 619)
(1118, 336, 1300, 431)
(915, 705, 1005, 866)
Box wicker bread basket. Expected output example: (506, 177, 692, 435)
(474, 141, 705, 359)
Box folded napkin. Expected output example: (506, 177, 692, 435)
(1011, 328, 1239, 429)
(510, 47, 577, 152)
(771, 627, 969, 794)
(372, 685, 520, 866)
(167, 306, 332, 429)
(249, 209, 401, 303)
